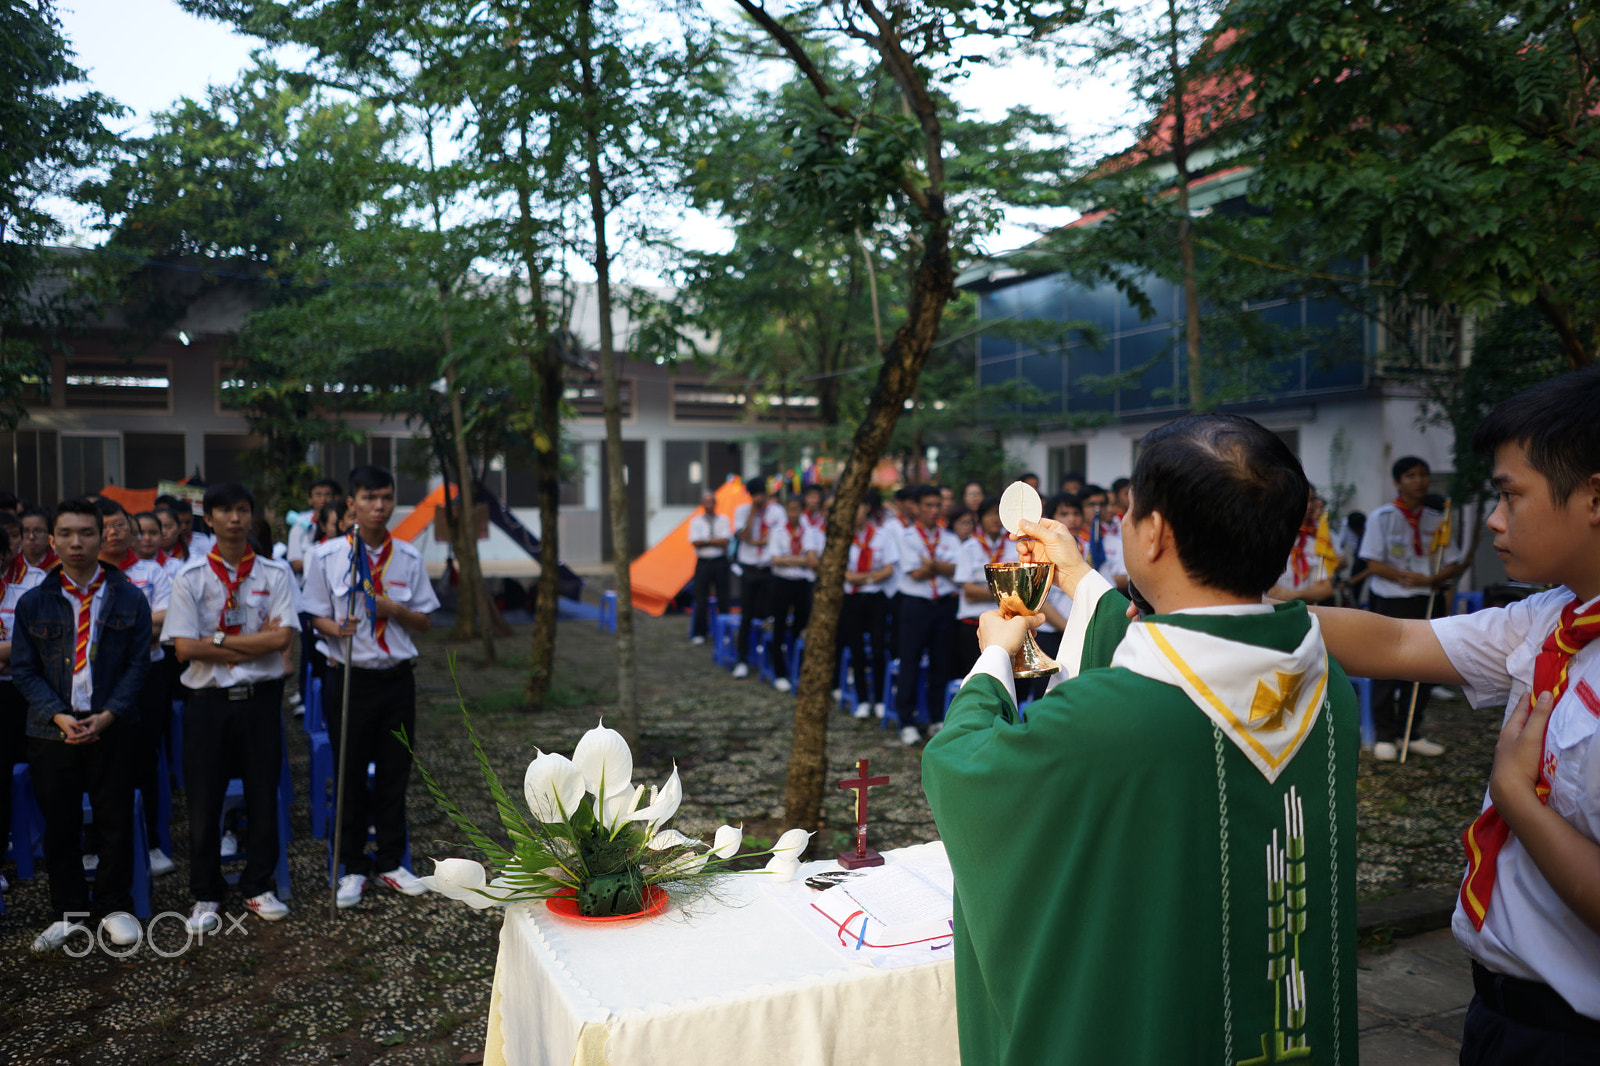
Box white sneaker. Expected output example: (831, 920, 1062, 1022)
(336, 873, 367, 908)
(219, 831, 239, 858)
(731, 663, 749, 679)
(379, 867, 430, 896)
(899, 725, 922, 746)
(1373, 741, 1399, 762)
(852, 703, 872, 720)
(149, 848, 176, 877)
(1407, 737, 1447, 758)
(100, 911, 141, 946)
(928, 722, 944, 738)
(690, 635, 706, 646)
(245, 891, 290, 920)
(188, 901, 222, 933)
(81, 853, 99, 872)
(0, 871, 9, 891)
(32, 919, 88, 953)
(831, 688, 842, 702)
(1430, 686, 1458, 701)
(773, 677, 792, 693)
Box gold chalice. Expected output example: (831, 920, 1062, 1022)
(984, 562, 1061, 678)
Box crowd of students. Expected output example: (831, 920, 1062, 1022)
(0, 465, 437, 954)
(690, 459, 1462, 760)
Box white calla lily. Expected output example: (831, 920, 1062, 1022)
(770, 828, 813, 862)
(629, 766, 682, 829)
(572, 720, 634, 798)
(764, 856, 801, 880)
(602, 783, 645, 832)
(646, 829, 692, 851)
(709, 824, 743, 859)
(523, 750, 587, 824)
(658, 850, 709, 878)
(420, 858, 515, 909)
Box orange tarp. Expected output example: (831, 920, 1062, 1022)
(391, 484, 449, 542)
(100, 485, 159, 514)
(628, 480, 749, 617)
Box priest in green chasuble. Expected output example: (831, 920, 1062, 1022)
(924, 414, 1359, 1066)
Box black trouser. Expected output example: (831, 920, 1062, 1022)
(29, 726, 135, 920)
(297, 613, 316, 701)
(736, 567, 772, 666)
(1370, 593, 1443, 742)
(691, 556, 730, 639)
(769, 577, 813, 683)
(1463, 962, 1600, 1065)
(326, 662, 415, 876)
(132, 656, 171, 849)
(896, 596, 957, 724)
(184, 680, 285, 901)
(953, 618, 982, 681)
(839, 591, 888, 707)
(0, 681, 27, 859)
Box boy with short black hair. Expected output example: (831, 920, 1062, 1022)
(1314, 367, 1600, 1063)
(163, 483, 299, 930)
(730, 480, 784, 681)
(302, 465, 439, 908)
(12, 499, 152, 952)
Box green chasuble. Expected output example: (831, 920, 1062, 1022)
(923, 573, 1359, 1066)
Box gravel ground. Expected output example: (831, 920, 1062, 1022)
(0, 599, 1496, 1063)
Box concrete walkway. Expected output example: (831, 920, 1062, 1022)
(1358, 928, 1473, 1064)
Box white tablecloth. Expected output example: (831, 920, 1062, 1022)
(483, 842, 959, 1066)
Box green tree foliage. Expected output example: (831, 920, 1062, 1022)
(1220, 0, 1600, 368)
(0, 0, 121, 429)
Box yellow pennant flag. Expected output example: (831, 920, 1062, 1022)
(1430, 498, 1453, 553)
(1314, 511, 1341, 571)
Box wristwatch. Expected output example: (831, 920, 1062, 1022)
(212, 631, 226, 646)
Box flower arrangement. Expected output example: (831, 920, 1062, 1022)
(415, 717, 812, 917)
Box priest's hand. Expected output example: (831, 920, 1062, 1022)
(1013, 517, 1095, 597)
(978, 608, 1042, 657)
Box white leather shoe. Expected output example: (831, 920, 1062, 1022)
(336, 873, 367, 908)
(852, 703, 872, 719)
(100, 911, 141, 946)
(149, 848, 176, 877)
(187, 901, 222, 933)
(773, 678, 792, 693)
(1407, 737, 1446, 757)
(731, 663, 749, 679)
(899, 725, 922, 746)
(1372, 742, 1399, 762)
(32, 919, 89, 953)
(246, 891, 290, 920)
(379, 867, 429, 896)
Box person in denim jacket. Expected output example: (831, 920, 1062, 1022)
(11, 499, 152, 953)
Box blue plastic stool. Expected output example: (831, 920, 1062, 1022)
(152, 743, 174, 856)
(217, 746, 294, 900)
(8, 764, 43, 880)
(690, 595, 718, 639)
(307, 729, 335, 839)
(305, 677, 326, 735)
(599, 590, 617, 634)
(836, 647, 857, 713)
(754, 626, 777, 686)
(1350, 677, 1375, 749)
(1452, 590, 1484, 615)
(880, 656, 931, 727)
(327, 760, 413, 888)
(785, 635, 806, 691)
(712, 613, 741, 669)
(941, 678, 963, 719)
(168, 700, 185, 790)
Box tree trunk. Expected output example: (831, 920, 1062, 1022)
(1168, 0, 1205, 411)
(784, 210, 955, 832)
(442, 337, 494, 664)
(1533, 287, 1592, 370)
(580, 0, 639, 749)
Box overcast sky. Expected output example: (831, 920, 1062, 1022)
(55, 0, 1132, 265)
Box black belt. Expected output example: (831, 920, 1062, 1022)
(1472, 961, 1600, 1039)
(194, 680, 277, 702)
(331, 661, 413, 680)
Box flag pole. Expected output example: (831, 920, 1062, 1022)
(329, 575, 358, 919)
(1399, 541, 1446, 764)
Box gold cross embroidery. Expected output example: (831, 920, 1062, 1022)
(1249, 669, 1306, 732)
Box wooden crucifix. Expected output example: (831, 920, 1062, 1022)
(837, 758, 890, 869)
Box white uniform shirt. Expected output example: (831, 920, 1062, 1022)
(801, 510, 827, 536)
(688, 512, 732, 560)
(1360, 502, 1461, 599)
(1093, 514, 1126, 584)
(771, 523, 825, 582)
(0, 581, 24, 682)
(118, 556, 172, 662)
(186, 531, 217, 558)
(731, 502, 786, 568)
(845, 524, 899, 596)
(894, 522, 961, 601)
(883, 514, 916, 596)
(1036, 585, 1073, 635)
(1276, 529, 1331, 597)
(58, 573, 109, 712)
(162, 553, 301, 688)
(14, 556, 51, 594)
(1433, 588, 1600, 1019)
(302, 534, 440, 669)
(286, 520, 313, 567)
(955, 533, 1017, 621)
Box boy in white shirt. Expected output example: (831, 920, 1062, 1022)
(687, 491, 731, 645)
(953, 496, 1016, 679)
(840, 493, 897, 719)
(768, 496, 824, 693)
(729, 480, 785, 680)
(892, 486, 960, 744)
(1313, 367, 1600, 1063)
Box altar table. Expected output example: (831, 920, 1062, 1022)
(482, 842, 959, 1066)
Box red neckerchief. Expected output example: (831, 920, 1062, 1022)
(803, 510, 825, 533)
(62, 568, 106, 676)
(980, 532, 1007, 565)
(155, 550, 168, 565)
(914, 522, 944, 598)
(788, 522, 804, 556)
(1074, 530, 1090, 554)
(1290, 525, 1314, 584)
(747, 508, 767, 548)
(4, 553, 25, 585)
(353, 532, 395, 653)
(116, 549, 140, 572)
(1393, 497, 1424, 555)
(206, 546, 257, 635)
(851, 525, 875, 583)
(1460, 595, 1600, 928)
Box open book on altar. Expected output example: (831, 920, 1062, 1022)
(809, 862, 955, 950)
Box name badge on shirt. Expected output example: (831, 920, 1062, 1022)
(224, 608, 248, 628)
